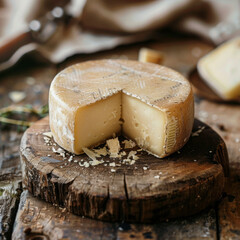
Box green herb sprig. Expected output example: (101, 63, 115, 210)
(0, 104, 49, 131)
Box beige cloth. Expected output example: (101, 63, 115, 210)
(82, 0, 240, 44)
(0, 0, 239, 69)
(81, 0, 196, 33)
(174, 0, 240, 45)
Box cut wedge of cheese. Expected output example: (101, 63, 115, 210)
(198, 37, 240, 100)
(49, 59, 194, 158)
(139, 48, 164, 65)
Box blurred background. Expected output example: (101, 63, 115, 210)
(0, 0, 239, 110)
(0, 0, 240, 239)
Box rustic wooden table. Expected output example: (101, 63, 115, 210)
(0, 35, 240, 240)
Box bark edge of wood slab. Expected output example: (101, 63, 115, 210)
(20, 116, 229, 223)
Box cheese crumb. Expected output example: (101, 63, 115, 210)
(84, 162, 90, 168)
(130, 160, 135, 165)
(143, 167, 148, 171)
(122, 158, 136, 165)
(43, 132, 53, 138)
(128, 151, 139, 160)
(52, 147, 66, 158)
(192, 126, 205, 137)
(90, 159, 104, 166)
(82, 147, 100, 161)
(94, 146, 108, 156)
(106, 137, 120, 158)
(111, 169, 116, 172)
(120, 151, 127, 157)
(79, 161, 90, 168)
(123, 139, 136, 149)
(109, 162, 116, 167)
(43, 137, 51, 144)
(154, 175, 160, 179)
(139, 48, 164, 65)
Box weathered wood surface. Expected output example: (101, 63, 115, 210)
(20, 116, 228, 223)
(0, 63, 57, 239)
(195, 99, 240, 240)
(0, 36, 239, 239)
(0, 179, 21, 239)
(12, 190, 218, 240)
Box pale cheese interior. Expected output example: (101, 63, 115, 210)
(75, 93, 121, 154)
(122, 93, 166, 156)
(198, 37, 240, 99)
(74, 92, 167, 157)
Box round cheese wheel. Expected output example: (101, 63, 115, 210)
(49, 59, 194, 158)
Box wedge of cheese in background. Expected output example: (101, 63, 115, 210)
(198, 37, 240, 100)
(49, 59, 194, 158)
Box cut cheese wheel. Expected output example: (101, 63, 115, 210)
(49, 59, 194, 158)
(197, 37, 240, 100)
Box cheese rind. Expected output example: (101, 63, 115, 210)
(49, 59, 194, 158)
(198, 37, 240, 100)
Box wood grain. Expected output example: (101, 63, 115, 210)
(0, 63, 57, 239)
(12, 190, 218, 240)
(20, 116, 228, 223)
(0, 179, 22, 239)
(195, 99, 240, 240)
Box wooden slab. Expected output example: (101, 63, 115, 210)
(20, 116, 229, 223)
(12, 190, 218, 240)
(195, 98, 240, 240)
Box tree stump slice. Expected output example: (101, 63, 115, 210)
(20, 116, 229, 223)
